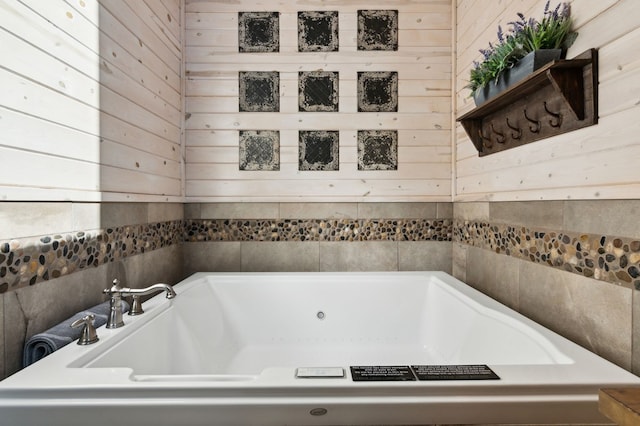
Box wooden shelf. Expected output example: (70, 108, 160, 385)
(457, 49, 598, 157)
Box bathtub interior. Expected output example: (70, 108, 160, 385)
(77, 272, 572, 378)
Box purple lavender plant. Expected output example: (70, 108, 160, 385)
(467, 1, 577, 96)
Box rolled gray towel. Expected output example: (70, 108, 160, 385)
(23, 300, 129, 368)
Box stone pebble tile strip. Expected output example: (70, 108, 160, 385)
(0, 221, 183, 293)
(454, 220, 640, 290)
(2, 217, 639, 293)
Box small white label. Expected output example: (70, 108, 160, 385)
(296, 367, 345, 378)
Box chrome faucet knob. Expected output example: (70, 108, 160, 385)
(71, 314, 99, 345)
(129, 295, 144, 316)
(103, 278, 123, 295)
(103, 278, 125, 329)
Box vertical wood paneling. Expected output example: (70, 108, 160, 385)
(184, 0, 452, 202)
(455, 0, 640, 201)
(0, 0, 183, 201)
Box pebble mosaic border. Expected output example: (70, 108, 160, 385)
(0, 218, 451, 294)
(4, 216, 640, 294)
(0, 221, 183, 294)
(184, 219, 452, 243)
(454, 220, 640, 290)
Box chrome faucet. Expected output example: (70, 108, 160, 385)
(103, 279, 176, 328)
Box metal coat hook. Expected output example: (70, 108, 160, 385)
(478, 128, 493, 149)
(490, 123, 506, 144)
(523, 109, 540, 133)
(543, 101, 563, 128)
(505, 117, 522, 140)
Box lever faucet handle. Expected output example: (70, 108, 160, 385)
(129, 295, 144, 316)
(71, 314, 99, 345)
(103, 278, 123, 295)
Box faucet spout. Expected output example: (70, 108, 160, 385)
(120, 283, 176, 299)
(103, 280, 176, 327)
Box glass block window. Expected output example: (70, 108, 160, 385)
(357, 71, 398, 112)
(239, 130, 280, 171)
(358, 130, 398, 171)
(239, 71, 280, 112)
(238, 12, 279, 53)
(357, 10, 398, 51)
(298, 11, 339, 52)
(299, 71, 339, 112)
(299, 130, 340, 171)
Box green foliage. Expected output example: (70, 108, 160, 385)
(467, 1, 577, 95)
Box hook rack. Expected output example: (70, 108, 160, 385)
(490, 123, 505, 143)
(505, 118, 521, 140)
(544, 101, 563, 128)
(457, 49, 598, 156)
(523, 109, 541, 133)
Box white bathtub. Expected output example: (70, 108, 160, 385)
(0, 271, 638, 425)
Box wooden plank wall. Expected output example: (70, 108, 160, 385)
(0, 0, 183, 201)
(184, 0, 452, 202)
(455, 0, 640, 201)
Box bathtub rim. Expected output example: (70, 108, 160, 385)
(1, 271, 639, 425)
(1, 271, 637, 391)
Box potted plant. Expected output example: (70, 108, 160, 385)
(468, 1, 578, 106)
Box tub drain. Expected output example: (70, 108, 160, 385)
(316, 311, 325, 320)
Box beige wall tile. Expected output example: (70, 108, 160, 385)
(0, 292, 4, 379)
(71, 203, 102, 231)
(465, 247, 519, 310)
(0, 202, 73, 240)
(452, 243, 468, 282)
(436, 202, 453, 219)
(3, 264, 108, 376)
(398, 241, 452, 272)
(491, 201, 564, 229)
(3, 291, 25, 376)
(242, 242, 319, 272)
(140, 244, 185, 287)
(200, 203, 279, 219)
(280, 203, 357, 219)
(358, 203, 437, 219)
(453, 202, 490, 221)
(319, 241, 398, 271)
(184, 203, 201, 219)
(564, 200, 640, 239)
(100, 203, 148, 228)
(148, 203, 184, 223)
(183, 242, 241, 274)
(519, 262, 632, 369)
(633, 290, 640, 375)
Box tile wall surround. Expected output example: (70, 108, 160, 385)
(4, 201, 640, 294)
(0, 203, 184, 295)
(453, 200, 640, 290)
(2, 200, 640, 378)
(1, 202, 452, 296)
